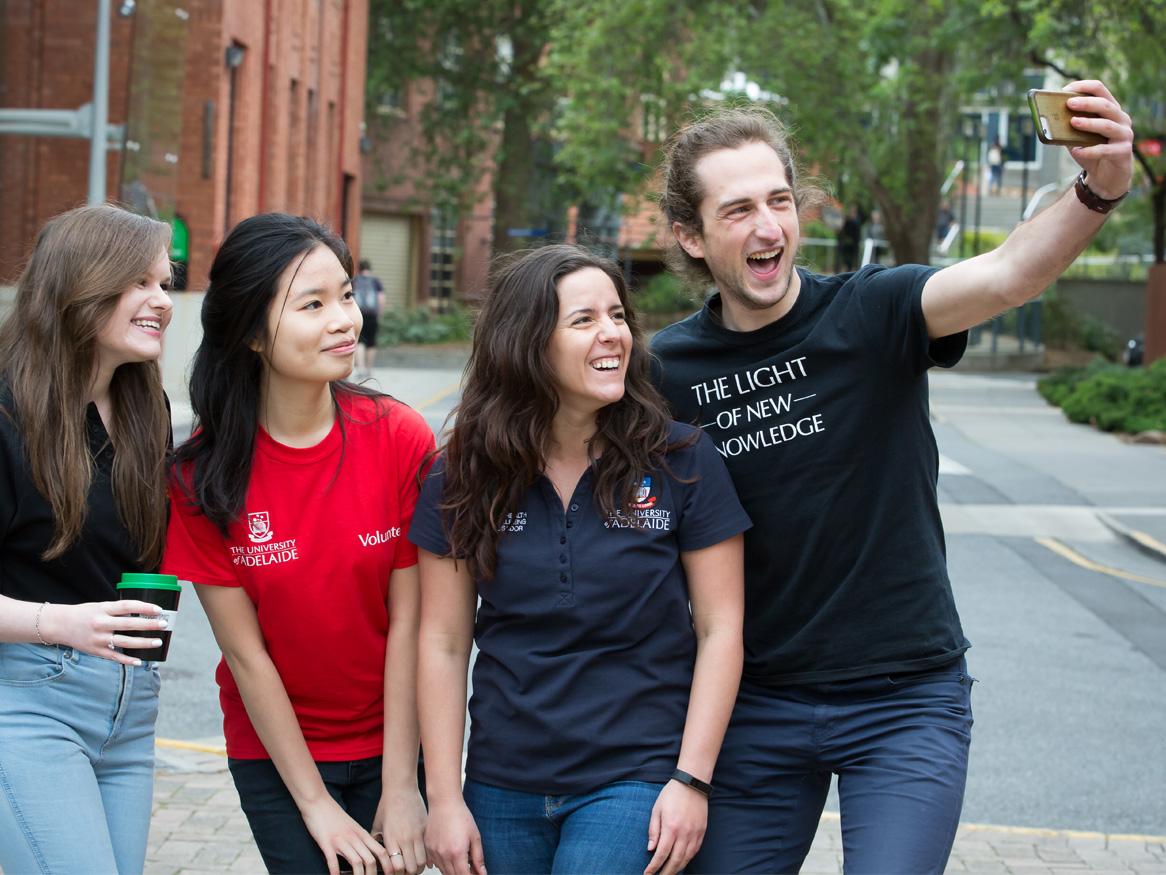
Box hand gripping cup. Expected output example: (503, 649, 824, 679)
(116, 573, 182, 661)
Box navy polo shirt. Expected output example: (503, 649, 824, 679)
(409, 421, 751, 795)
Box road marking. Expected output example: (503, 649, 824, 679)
(414, 383, 459, 412)
(156, 738, 226, 756)
(1128, 527, 1166, 556)
(819, 811, 1165, 842)
(931, 403, 1063, 414)
(1036, 537, 1166, 589)
(941, 505, 1116, 541)
(938, 454, 972, 475)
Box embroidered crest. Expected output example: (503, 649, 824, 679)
(631, 476, 657, 509)
(247, 511, 274, 543)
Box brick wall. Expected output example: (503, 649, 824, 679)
(0, 0, 368, 288)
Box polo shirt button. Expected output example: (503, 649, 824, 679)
(569, 503, 579, 512)
(559, 573, 567, 582)
(566, 521, 573, 528)
(560, 536, 566, 544)
(559, 554, 567, 563)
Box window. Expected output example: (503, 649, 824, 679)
(429, 210, 457, 312)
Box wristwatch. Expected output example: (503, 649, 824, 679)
(670, 768, 713, 797)
(1074, 171, 1127, 214)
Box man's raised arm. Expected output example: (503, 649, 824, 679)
(921, 79, 1134, 340)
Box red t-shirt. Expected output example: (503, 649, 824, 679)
(163, 393, 434, 760)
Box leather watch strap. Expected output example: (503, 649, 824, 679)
(1074, 171, 1127, 214)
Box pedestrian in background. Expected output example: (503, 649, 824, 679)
(413, 244, 748, 875)
(354, 259, 385, 379)
(163, 214, 432, 875)
(835, 204, 861, 272)
(988, 138, 1005, 195)
(0, 204, 174, 874)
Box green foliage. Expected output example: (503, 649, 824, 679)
(1039, 359, 1166, 434)
(366, 0, 563, 241)
(378, 306, 473, 346)
(369, 0, 1166, 266)
(961, 229, 1009, 257)
(1040, 290, 1121, 359)
(633, 272, 697, 314)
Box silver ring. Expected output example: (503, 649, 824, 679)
(389, 851, 403, 857)
(108, 634, 116, 650)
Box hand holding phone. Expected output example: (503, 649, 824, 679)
(1027, 89, 1107, 147)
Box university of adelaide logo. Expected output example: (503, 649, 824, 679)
(631, 476, 656, 510)
(247, 511, 274, 543)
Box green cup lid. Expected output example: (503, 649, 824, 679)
(117, 573, 181, 591)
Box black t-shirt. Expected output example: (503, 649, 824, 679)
(651, 265, 970, 686)
(0, 389, 150, 605)
(409, 422, 751, 794)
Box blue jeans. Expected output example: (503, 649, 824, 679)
(229, 756, 384, 874)
(692, 658, 974, 875)
(463, 778, 664, 874)
(0, 642, 160, 874)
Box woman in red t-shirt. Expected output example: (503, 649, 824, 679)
(163, 214, 432, 875)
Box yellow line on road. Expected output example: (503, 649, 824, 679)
(414, 383, 459, 412)
(1036, 536, 1166, 589)
(155, 738, 227, 756)
(1128, 526, 1166, 557)
(820, 811, 1165, 842)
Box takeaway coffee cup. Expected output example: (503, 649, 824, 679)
(116, 573, 182, 662)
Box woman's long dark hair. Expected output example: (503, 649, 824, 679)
(441, 244, 682, 580)
(173, 213, 372, 532)
(0, 204, 171, 565)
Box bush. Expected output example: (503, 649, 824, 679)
(1040, 289, 1121, 360)
(633, 272, 698, 315)
(1038, 358, 1166, 434)
(378, 305, 473, 346)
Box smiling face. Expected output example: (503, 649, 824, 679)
(260, 244, 360, 389)
(94, 247, 173, 374)
(546, 266, 633, 421)
(673, 140, 802, 330)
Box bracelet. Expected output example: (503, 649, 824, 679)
(1074, 171, 1127, 214)
(670, 768, 713, 797)
(34, 601, 50, 645)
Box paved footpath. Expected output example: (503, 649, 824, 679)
(148, 744, 1166, 875)
(148, 356, 1166, 873)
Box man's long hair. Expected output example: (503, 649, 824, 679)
(440, 245, 680, 581)
(661, 106, 825, 287)
(0, 204, 171, 565)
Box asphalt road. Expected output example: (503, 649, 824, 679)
(155, 366, 1166, 836)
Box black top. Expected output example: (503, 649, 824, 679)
(651, 265, 970, 686)
(409, 421, 751, 795)
(0, 387, 150, 605)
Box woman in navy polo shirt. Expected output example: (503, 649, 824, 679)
(411, 245, 749, 875)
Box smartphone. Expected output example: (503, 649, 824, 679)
(1027, 89, 1106, 147)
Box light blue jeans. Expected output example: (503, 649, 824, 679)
(463, 778, 665, 874)
(0, 642, 160, 874)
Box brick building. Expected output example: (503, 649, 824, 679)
(0, 0, 369, 290)
(360, 79, 496, 311)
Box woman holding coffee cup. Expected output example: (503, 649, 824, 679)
(0, 204, 174, 874)
(163, 214, 432, 875)
(411, 245, 748, 875)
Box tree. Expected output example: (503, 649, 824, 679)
(1003, 0, 1166, 262)
(553, 0, 1035, 267)
(366, 0, 561, 254)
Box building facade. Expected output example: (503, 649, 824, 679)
(0, 0, 369, 289)
(360, 78, 495, 311)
